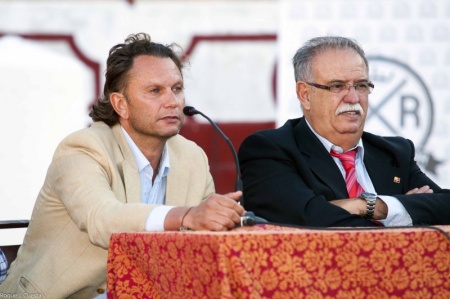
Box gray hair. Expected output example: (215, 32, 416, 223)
(292, 36, 368, 82)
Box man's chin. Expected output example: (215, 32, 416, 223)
(337, 123, 364, 135)
(160, 128, 181, 138)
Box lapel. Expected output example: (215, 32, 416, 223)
(165, 136, 190, 206)
(362, 135, 403, 195)
(292, 118, 348, 199)
(112, 124, 141, 203)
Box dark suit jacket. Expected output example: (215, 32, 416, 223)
(238, 117, 450, 227)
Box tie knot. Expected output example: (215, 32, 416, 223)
(330, 149, 357, 171)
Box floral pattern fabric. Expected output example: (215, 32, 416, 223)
(107, 225, 450, 299)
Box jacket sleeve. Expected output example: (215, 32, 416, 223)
(47, 130, 153, 249)
(393, 139, 450, 225)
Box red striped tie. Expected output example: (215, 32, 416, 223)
(330, 149, 364, 198)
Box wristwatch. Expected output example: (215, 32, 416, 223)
(359, 192, 377, 219)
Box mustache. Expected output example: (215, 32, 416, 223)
(335, 103, 364, 116)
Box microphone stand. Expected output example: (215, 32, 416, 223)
(183, 106, 268, 226)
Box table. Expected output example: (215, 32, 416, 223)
(107, 225, 450, 299)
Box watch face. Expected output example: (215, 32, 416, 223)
(361, 192, 377, 198)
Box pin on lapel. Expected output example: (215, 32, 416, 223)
(393, 176, 401, 183)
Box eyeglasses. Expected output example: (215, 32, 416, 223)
(306, 81, 374, 95)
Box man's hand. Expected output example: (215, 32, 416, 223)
(165, 191, 245, 231)
(406, 185, 433, 194)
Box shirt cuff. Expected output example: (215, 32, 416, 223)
(145, 205, 175, 231)
(377, 195, 413, 227)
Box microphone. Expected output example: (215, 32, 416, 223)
(183, 106, 268, 226)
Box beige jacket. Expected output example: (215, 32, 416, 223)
(0, 122, 214, 298)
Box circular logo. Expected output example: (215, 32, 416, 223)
(366, 56, 433, 152)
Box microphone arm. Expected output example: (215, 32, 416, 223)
(184, 107, 243, 194)
(183, 106, 267, 226)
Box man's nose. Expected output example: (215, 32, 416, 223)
(343, 85, 360, 103)
(163, 90, 179, 106)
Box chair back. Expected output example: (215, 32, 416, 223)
(0, 220, 29, 270)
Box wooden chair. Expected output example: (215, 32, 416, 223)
(0, 220, 29, 270)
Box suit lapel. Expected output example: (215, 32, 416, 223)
(165, 137, 190, 206)
(362, 138, 403, 195)
(112, 124, 141, 203)
(121, 161, 141, 203)
(292, 119, 349, 199)
(111, 128, 192, 205)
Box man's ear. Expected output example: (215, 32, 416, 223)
(296, 81, 311, 111)
(110, 92, 129, 119)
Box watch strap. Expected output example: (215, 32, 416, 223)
(363, 196, 376, 219)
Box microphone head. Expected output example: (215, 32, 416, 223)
(183, 106, 198, 116)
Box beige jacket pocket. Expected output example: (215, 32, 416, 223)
(19, 276, 44, 298)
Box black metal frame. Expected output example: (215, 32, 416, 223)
(0, 220, 29, 270)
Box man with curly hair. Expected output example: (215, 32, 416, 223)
(0, 33, 245, 298)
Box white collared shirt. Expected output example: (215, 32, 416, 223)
(305, 119, 412, 226)
(121, 127, 175, 231)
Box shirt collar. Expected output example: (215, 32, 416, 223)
(304, 118, 364, 156)
(121, 126, 170, 177)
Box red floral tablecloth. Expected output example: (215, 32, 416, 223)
(107, 225, 450, 299)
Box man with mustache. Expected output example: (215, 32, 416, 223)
(238, 36, 450, 227)
(0, 33, 245, 298)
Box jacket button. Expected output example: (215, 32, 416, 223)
(97, 288, 105, 294)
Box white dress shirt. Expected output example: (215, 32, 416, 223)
(305, 120, 412, 226)
(121, 127, 175, 231)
